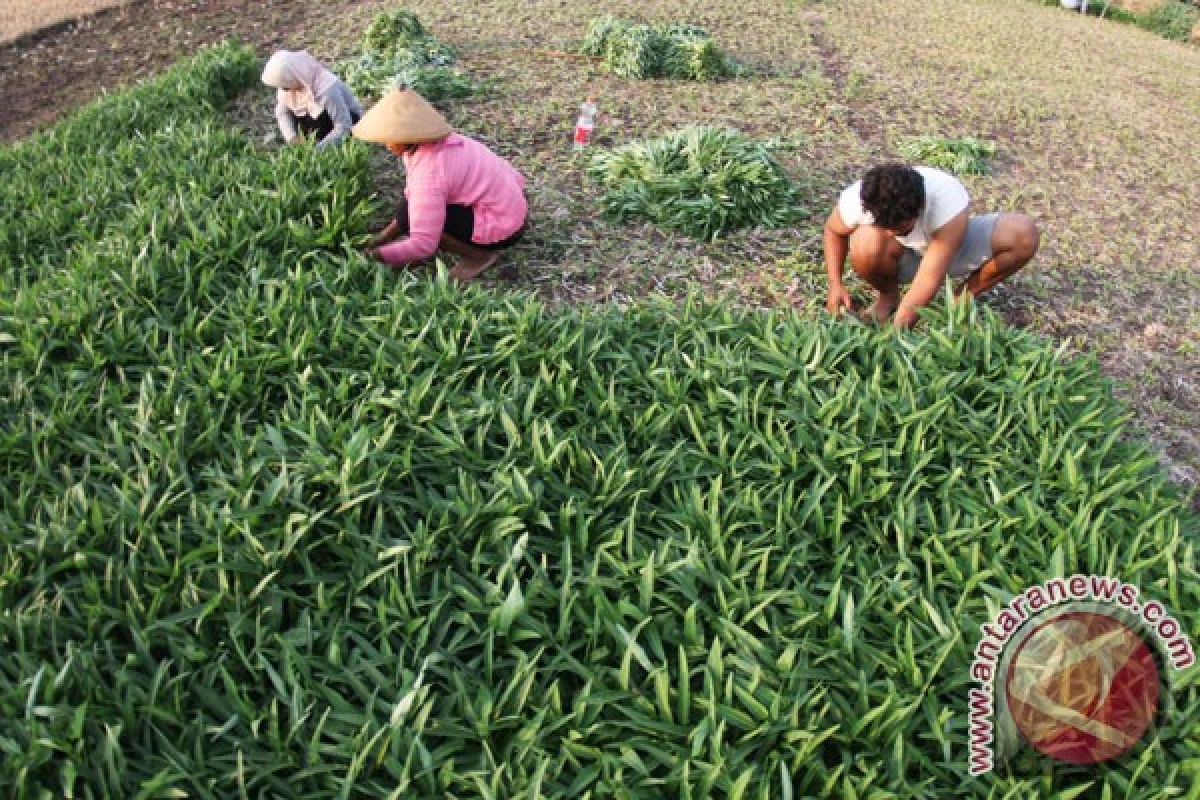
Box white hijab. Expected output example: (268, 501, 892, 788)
(261, 50, 338, 118)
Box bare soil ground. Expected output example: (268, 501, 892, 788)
(0, 0, 372, 141)
(2, 0, 1196, 505)
(0, 0, 130, 42)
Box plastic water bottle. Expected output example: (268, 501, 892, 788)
(573, 96, 598, 150)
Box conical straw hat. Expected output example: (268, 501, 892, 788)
(352, 89, 453, 144)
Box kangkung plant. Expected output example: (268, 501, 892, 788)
(581, 16, 739, 81)
(339, 8, 477, 102)
(0, 39, 1197, 800)
(588, 125, 805, 240)
(896, 134, 997, 175)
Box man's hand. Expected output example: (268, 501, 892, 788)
(893, 303, 919, 329)
(826, 284, 854, 316)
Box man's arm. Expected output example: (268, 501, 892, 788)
(823, 206, 856, 314)
(894, 210, 968, 328)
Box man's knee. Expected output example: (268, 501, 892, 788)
(997, 213, 1039, 262)
(1016, 215, 1039, 260)
(849, 226, 903, 275)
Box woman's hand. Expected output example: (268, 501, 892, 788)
(365, 220, 403, 250)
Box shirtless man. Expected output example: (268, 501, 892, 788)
(823, 163, 1039, 328)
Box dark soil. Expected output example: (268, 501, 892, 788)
(0, 0, 373, 143)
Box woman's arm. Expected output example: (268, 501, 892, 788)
(315, 85, 356, 149)
(275, 98, 298, 143)
(375, 183, 448, 265)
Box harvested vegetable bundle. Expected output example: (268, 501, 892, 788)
(361, 8, 433, 55)
(580, 15, 738, 80)
(588, 125, 803, 240)
(338, 8, 477, 101)
(897, 134, 997, 175)
(341, 54, 477, 102)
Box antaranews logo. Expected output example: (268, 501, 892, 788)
(967, 575, 1195, 775)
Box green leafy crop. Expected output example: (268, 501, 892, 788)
(0, 36, 1197, 800)
(1134, 0, 1199, 41)
(338, 8, 476, 103)
(580, 15, 739, 81)
(588, 126, 805, 240)
(896, 134, 998, 175)
(362, 8, 431, 54)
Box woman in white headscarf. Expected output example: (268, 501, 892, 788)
(261, 50, 363, 149)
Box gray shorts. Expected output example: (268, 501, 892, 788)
(897, 213, 999, 283)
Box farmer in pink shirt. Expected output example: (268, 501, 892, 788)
(353, 89, 527, 281)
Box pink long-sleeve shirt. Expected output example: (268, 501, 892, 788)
(377, 134, 528, 265)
